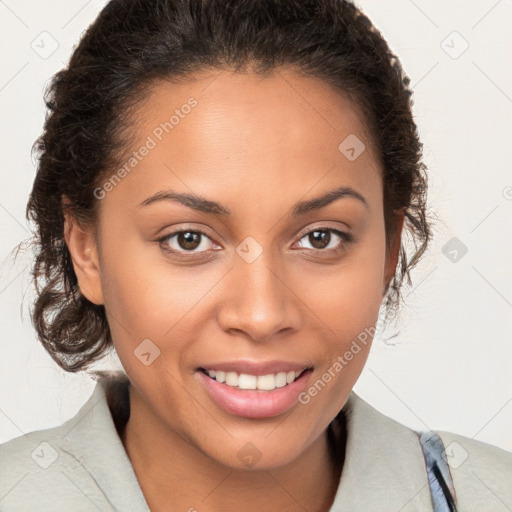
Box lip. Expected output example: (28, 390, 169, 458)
(197, 359, 313, 376)
(197, 367, 313, 419)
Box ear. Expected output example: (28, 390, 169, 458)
(62, 195, 104, 305)
(383, 209, 405, 296)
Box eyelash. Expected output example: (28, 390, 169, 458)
(157, 226, 353, 260)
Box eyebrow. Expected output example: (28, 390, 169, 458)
(138, 185, 368, 216)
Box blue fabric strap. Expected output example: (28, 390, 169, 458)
(418, 430, 458, 512)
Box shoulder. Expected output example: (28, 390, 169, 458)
(0, 380, 129, 512)
(0, 419, 73, 471)
(0, 420, 92, 511)
(341, 392, 512, 511)
(434, 429, 512, 511)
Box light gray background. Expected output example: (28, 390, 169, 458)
(1, 0, 511, 452)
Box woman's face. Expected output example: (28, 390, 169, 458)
(70, 69, 402, 469)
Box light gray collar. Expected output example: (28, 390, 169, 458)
(329, 392, 433, 511)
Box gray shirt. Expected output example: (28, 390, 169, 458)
(1, 379, 511, 511)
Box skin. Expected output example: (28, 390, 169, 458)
(64, 68, 404, 512)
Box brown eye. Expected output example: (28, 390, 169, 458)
(158, 229, 218, 256)
(177, 231, 202, 251)
(295, 228, 352, 253)
(308, 230, 331, 249)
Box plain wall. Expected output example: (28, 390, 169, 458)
(0, 0, 511, 452)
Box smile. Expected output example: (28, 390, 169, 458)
(197, 367, 314, 418)
(200, 368, 307, 391)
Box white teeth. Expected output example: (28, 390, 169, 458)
(275, 372, 287, 388)
(238, 373, 257, 390)
(257, 374, 276, 390)
(204, 369, 306, 391)
(225, 372, 239, 386)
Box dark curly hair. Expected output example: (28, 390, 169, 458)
(24, 0, 433, 374)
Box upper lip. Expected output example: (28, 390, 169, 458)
(198, 359, 313, 376)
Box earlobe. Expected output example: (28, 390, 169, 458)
(383, 209, 405, 295)
(62, 195, 104, 305)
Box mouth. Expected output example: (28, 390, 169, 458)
(196, 364, 314, 418)
(198, 367, 312, 392)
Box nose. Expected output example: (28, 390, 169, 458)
(216, 252, 302, 342)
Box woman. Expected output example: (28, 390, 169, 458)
(1, 0, 510, 511)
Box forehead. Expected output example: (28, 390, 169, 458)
(106, 69, 382, 215)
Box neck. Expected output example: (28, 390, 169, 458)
(118, 382, 345, 512)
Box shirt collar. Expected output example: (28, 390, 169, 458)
(330, 392, 433, 510)
(63, 378, 433, 511)
(60, 378, 151, 512)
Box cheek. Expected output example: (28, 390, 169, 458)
(302, 226, 387, 388)
(98, 230, 222, 349)
(305, 229, 387, 333)
(299, 260, 385, 427)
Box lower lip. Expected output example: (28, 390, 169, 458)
(197, 369, 313, 419)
